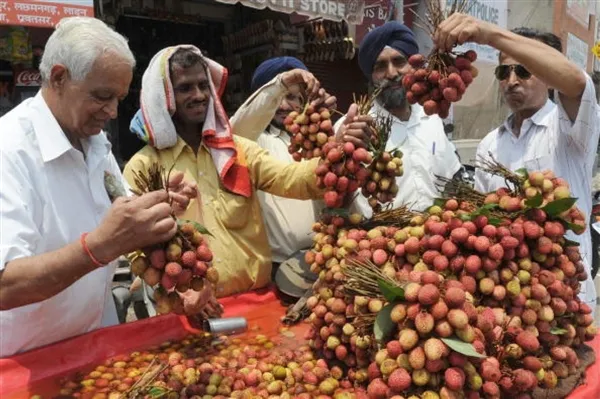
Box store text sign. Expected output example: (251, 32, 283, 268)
(0, 1, 93, 28)
(216, 0, 365, 23)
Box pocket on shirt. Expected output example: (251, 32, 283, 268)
(217, 189, 251, 229)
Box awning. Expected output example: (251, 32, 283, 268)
(0, 0, 94, 28)
(215, 0, 365, 24)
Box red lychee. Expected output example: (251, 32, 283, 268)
(166, 262, 183, 278)
(367, 378, 389, 399)
(387, 368, 411, 393)
(445, 367, 465, 391)
(450, 227, 469, 243)
(181, 251, 197, 268)
(196, 245, 213, 262)
(418, 284, 441, 306)
(444, 287, 466, 308)
(516, 331, 540, 352)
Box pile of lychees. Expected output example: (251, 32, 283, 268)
(131, 222, 219, 314)
(303, 167, 596, 398)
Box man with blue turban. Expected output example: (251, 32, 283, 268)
(232, 57, 336, 276)
(335, 21, 462, 216)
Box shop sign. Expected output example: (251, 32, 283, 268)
(442, 0, 507, 64)
(0, 1, 94, 28)
(215, 0, 365, 24)
(15, 69, 41, 86)
(566, 32, 589, 71)
(567, 0, 592, 29)
(355, 0, 392, 45)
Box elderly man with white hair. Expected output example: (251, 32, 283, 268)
(0, 17, 197, 357)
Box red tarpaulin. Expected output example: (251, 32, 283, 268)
(1, 286, 599, 398)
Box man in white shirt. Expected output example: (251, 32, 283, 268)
(435, 16, 600, 312)
(0, 18, 197, 357)
(235, 57, 324, 268)
(334, 22, 462, 216)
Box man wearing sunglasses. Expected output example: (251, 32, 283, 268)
(435, 15, 600, 314)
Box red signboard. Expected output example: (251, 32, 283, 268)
(355, 0, 392, 45)
(0, 1, 94, 28)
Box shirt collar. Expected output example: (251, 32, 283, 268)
(499, 99, 556, 136)
(30, 91, 111, 163)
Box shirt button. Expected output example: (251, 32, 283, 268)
(198, 171, 204, 177)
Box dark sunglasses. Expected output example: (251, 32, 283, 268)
(494, 64, 532, 81)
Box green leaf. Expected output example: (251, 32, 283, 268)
(441, 337, 487, 358)
(542, 198, 577, 217)
(525, 193, 544, 208)
(515, 167, 529, 177)
(374, 303, 395, 343)
(178, 219, 214, 237)
(322, 208, 350, 218)
(487, 217, 503, 226)
(433, 198, 446, 208)
(378, 279, 405, 302)
(563, 238, 580, 247)
(550, 327, 568, 335)
(459, 213, 472, 221)
(148, 387, 168, 398)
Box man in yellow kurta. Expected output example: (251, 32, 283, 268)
(124, 45, 366, 299)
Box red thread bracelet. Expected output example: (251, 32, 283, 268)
(80, 233, 105, 267)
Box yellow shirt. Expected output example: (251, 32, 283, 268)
(123, 135, 322, 297)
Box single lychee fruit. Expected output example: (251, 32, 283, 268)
(409, 346, 426, 370)
(181, 251, 197, 268)
(516, 331, 540, 352)
(366, 378, 389, 399)
(431, 301, 449, 320)
(387, 368, 411, 393)
(415, 312, 435, 334)
(196, 245, 213, 262)
(445, 367, 465, 391)
(418, 284, 440, 306)
(448, 309, 469, 329)
(166, 262, 183, 278)
(386, 340, 403, 359)
(424, 338, 446, 361)
(390, 303, 407, 323)
(444, 287, 466, 308)
(399, 329, 419, 351)
(450, 227, 469, 243)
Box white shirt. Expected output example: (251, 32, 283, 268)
(335, 103, 462, 216)
(0, 92, 123, 356)
(475, 73, 600, 308)
(256, 126, 321, 263)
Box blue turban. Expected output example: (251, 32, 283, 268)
(358, 22, 419, 78)
(251, 56, 308, 92)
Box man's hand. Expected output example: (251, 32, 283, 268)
(433, 13, 496, 52)
(87, 191, 177, 264)
(336, 103, 374, 149)
(280, 69, 320, 99)
(179, 281, 224, 318)
(167, 171, 198, 216)
(310, 88, 337, 111)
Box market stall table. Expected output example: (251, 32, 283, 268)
(1, 287, 599, 398)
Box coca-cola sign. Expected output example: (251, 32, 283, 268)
(15, 70, 41, 87)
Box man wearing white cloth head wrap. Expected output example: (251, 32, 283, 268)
(124, 45, 372, 299)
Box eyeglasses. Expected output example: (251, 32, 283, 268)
(494, 64, 532, 81)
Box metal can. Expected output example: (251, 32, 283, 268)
(203, 317, 248, 335)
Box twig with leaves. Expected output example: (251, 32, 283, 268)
(475, 152, 526, 195)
